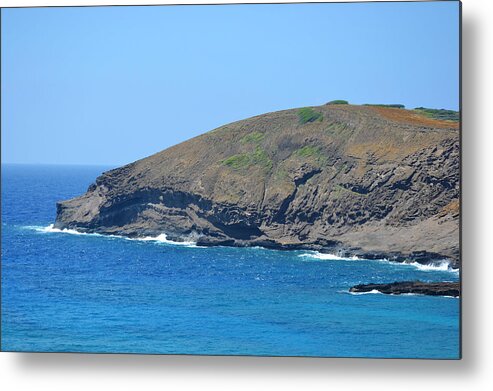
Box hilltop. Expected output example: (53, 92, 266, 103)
(55, 103, 460, 266)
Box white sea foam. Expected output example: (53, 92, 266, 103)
(349, 289, 382, 295)
(26, 226, 461, 271)
(34, 224, 104, 237)
(348, 290, 458, 298)
(298, 251, 361, 261)
(28, 225, 200, 247)
(132, 233, 198, 247)
(300, 250, 458, 274)
(407, 261, 449, 271)
(406, 261, 459, 274)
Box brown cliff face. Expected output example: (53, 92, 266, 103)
(55, 104, 460, 266)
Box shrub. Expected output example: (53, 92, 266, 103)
(326, 100, 349, 105)
(414, 107, 459, 121)
(298, 107, 323, 124)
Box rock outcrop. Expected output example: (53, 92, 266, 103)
(55, 104, 460, 267)
(349, 281, 460, 297)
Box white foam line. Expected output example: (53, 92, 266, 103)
(348, 291, 458, 298)
(348, 289, 382, 295)
(27, 226, 462, 269)
(28, 224, 200, 248)
(406, 261, 459, 274)
(33, 224, 105, 237)
(131, 233, 198, 247)
(299, 251, 458, 274)
(298, 251, 361, 261)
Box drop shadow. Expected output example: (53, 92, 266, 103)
(458, 4, 480, 375)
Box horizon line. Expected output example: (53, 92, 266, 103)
(1, 162, 122, 167)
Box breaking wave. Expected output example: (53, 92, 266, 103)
(406, 261, 458, 273)
(348, 289, 382, 295)
(298, 251, 361, 261)
(132, 233, 198, 247)
(25, 226, 461, 269)
(27, 225, 199, 248)
(299, 250, 458, 274)
(32, 224, 105, 237)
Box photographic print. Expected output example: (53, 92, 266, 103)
(1, 1, 461, 358)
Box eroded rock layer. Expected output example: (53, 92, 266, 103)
(55, 104, 460, 266)
(350, 281, 460, 297)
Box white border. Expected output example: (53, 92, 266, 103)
(2, 0, 493, 390)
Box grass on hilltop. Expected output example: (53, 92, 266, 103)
(414, 107, 459, 121)
(326, 100, 349, 105)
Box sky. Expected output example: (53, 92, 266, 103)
(1, 1, 460, 166)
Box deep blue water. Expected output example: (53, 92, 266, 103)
(1, 164, 460, 358)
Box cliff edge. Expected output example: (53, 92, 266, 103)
(55, 104, 460, 267)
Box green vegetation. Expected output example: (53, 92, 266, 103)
(414, 107, 459, 121)
(296, 145, 321, 158)
(222, 154, 251, 170)
(222, 146, 272, 171)
(295, 145, 327, 165)
(326, 100, 349, 105)
(241, 131, 265, 144)
(298, 107, 323, 124)
(363, 104, 405, 109)
(251, 146, 273, 170)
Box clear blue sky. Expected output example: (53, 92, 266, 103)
(1, 1, 460, 166)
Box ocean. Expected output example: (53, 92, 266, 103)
(1, 164, 460, 358)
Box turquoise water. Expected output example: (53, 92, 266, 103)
(1, 164, 460, 358)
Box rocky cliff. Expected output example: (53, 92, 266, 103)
(55, 104, 460, 267)
(349, 281, 460, 297)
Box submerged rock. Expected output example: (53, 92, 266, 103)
(55, 104, 460, 267)
(349, 281, 460, 297)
